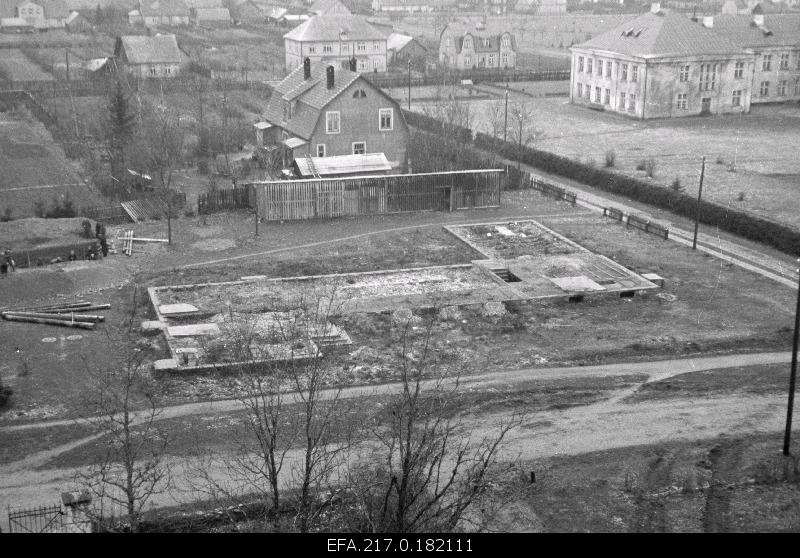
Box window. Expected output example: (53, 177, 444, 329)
(587, 58, 593, 74)
(780, 53, 789, 70)
(463, 37, 472, 50)
(628, 93, 636, 113)
(374, 42, 380, 51)
(309, 45, 316, 54)
(501, 35, 509, 48)
(760, 80, 770, 96)
(732, 90, 742, 107)
(358, 59, 367, 71)
(578, 56, 584, 73)
(605, 61, 611, 78)
(488, 54, 495, 66)
(631, 65, 638, 82)
(325, 111, 340, 134)
(464, 55, 472, 66)
(357, 41, 366, 52)
(379, 108, 393, 131)
(619, 92, 626, 110)
(352, 89, 367, 98)
(502, 53, 508, 67)
(734, 61, 744, 79)
(679, 65, 689, 82)
(483, 39, 491, 47)
(323, 44, 332, 53)
(604, 88, 610, 105)
(594, 86, 601, 103)
(762, 54, 772, 71)
(777, 80, 787, 96)
(577, 83, 583, 98)
(597, 60, 603, 76)
(373, 59, 380, 70)
(352, 141, 366, 155)
(149, 66, 157, 76)
(699, 64, 717, 91)
(676, 93, 687, 110)
(621, 63, 628, 81)
(317, 144, 326, 157)
(585, 84, 590, 99)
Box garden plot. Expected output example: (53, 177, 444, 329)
(446, 220, 657, 299)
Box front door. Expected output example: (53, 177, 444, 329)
(701, 97, 711, 115)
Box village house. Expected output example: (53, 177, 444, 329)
(515, 0, 567, 13)
(64, 10, 92, 32)
(0, 0, 68, 29)
(260, 58, 408, 170)
(309, 0, 351, 15)
(387, 32, 427, 68)
(191, 6, 231, 25)
(370, 0, 441, 13)
(114, 34, 187, 78)
(284, 14, 388, 72)
(137, 0, 190, 26)
(569, 4, 800, 118)
(438, 21, 517, 70)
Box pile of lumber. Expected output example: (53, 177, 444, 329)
(1, 301, 110, 330)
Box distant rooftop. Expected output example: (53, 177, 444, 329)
(284, 14, 386, 42)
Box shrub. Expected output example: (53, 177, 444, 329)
(33, 199, 47, 217)
(604, 149, 616, 168)
(716, 156, 725, 165)
(0, 207, 12, 222)
(670, 177, 683, 192)
(635, 160, 647, 171)
(737, 191, 746, 202)
(644, 158, 656, 178)
(0, 376, 12, 411)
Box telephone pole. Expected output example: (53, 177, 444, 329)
(503, 85, 509, 143)
(783, 258, 800, 456)
(692, 156, 705, 250)
(407, 58, 412, 110)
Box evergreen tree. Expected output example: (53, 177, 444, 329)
(107, 81, 136, 187)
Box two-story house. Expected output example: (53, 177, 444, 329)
(261, 58, 408, 170)
(438, 22, 516, 70)
(114, 34, 187, 79)
(137, 0, 190, 26)
(569, 5, 799, 119)
(0, 0, 68, 29)
(284, 14, 388, 73)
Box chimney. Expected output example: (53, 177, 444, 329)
(650, 2, 660, 13)
(753, 13, 764, 26)
(326, 65, 334, 89)
(702, 15, 714, 28)
(303, 57, 310, 80)
(349, 56, 357, 72)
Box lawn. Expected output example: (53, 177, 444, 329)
(0, 49, 54, 82)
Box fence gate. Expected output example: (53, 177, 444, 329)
(7, 504, 64, 533)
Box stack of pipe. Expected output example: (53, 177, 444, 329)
(1, 300, 110, 330)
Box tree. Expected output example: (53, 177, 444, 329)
(106, 80, 137, 189)
(344, 313, 522, 533)
(77, 288, 171, 532)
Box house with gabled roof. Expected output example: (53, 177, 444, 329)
(284, 13, 387, 72)
(260, 58, 408, 170)
(439, 21, 517, 70)
(114, 34, 187, 78)
(308, 0, 350, 15)
(138, 0, 190, 26)
(0, 0, 68, 29)
(570, 4, 799, 118)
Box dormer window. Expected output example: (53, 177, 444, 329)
(463, 37, 472, 49)
(483, 39, 490, 47)
(501, 35, 509, 48)
(352, 89, 367, 98)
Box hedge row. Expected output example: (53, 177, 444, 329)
(469, 131, 800, 256)
(402, 110, 473, 146)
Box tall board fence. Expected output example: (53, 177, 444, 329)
(198, 187, 255, 214)
(249, 170, 502, 222)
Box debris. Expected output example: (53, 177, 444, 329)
(1, 313, 95, 329)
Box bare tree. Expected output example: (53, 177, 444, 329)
(345, 313, 522, 533)
(77, 288, 171, 532)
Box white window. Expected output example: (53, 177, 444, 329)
(631, 65, 638, 82)
(734, 61, 744, 79)
(679, 65, 689, 82)
(604, 88, 610, 104)
(309, 45, 316, 54)
(628, 93, 636, 113)
(780, 53, 789, 70)
(379, 108, 393, 131)
(373, 41, 380, 51)
(732, 90, 742, 107)
(777, 80, 787, 96)
(488, 54, 495, 66)
(676, 93, 687, 109)
(587, 58, 593, 74)
(325, 111, 340, 134)
(597, 60, 603, 76)
(762, 54, 772, 71)
(464, 37, 472, 49)
(501, 35, 509, 48)
(501, 54, 508, 67)
(317, 144, 326, 157)
(464, 55, 472, 66)
(619, 92, 626, 110)
(323, 44, 332, 53)
(358, 59, 367, 71)
(605, 61, 611, 78)
(760, 80, 769, 96)
(621, 63, 628, 81)
(577, 83, 583, 98)
(578, 56, 584, 72)
(594, 86, 601, 102)
(357, 41, 366, 52)
(352, 141, 366, 155)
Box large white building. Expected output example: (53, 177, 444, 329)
(438, 21, 516, 70)
(569, 5, 800, 119)
(284, 14, 388, 73)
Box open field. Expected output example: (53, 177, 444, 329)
(415, 95, 800, 231)
(0, 113, 101, 218)
(0, 49, 54, 82)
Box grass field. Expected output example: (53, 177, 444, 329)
(0, 49, 54, 82)
(416, 95, 800, 231)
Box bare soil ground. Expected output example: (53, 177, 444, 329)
(0, 217, 94, 250)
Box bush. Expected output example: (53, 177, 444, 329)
(644, 158, 656, 178)
(0, 376, 12, 411)
(604, 149, 616, 168)
(737, 191, 746, 202)
(33, 199, 47, 218)
(635, 160, 646, 171)
(46, 195, 76, 218)
(670, 177, 683, 192)
(1, 207, 12, 222)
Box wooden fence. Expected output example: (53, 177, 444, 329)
(249, 170, 502, 222)
(530, 176, 577, 205)
(365, 69, 570, 89)
(198, 187, 255, 214)
(603, 207, 625, 222)
(626, 214, 670, 239)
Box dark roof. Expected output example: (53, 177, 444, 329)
(117, 34, 182, 64)
(284, 14, 386, 42)
(138, 0, 189, 17)
(573, 9, 747, 58)
(309, 0, 350, 15)
(712, 13, 800, 47)
(265, 63, 380, 140)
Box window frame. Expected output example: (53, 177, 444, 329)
(762, 54, 772, 71)
(325, 111, 341, 134)
(732, 90, 742, 107)
(379, 108, 393, 131)
(679, 65, 689, 82)
(621, 63, 628, 81)
(676, 93, 687, 110)
(734, 61, 744, 79)
(316, 144, 326, 157)
(760, 80, 770, 97)
(352, 141, 366, 155)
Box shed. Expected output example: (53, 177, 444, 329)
(293, 152, 392, 178)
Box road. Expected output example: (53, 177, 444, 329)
(0, 350, 794, 531)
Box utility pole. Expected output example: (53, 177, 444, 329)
(517, 112, 522, 175)
(503, 85, 509, 143)
(692, 156, 705, 250)
(783, 257, 800, 456)
(407, 58, 412, 110)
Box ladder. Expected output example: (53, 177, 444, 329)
(305, 153, 320, 178)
